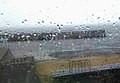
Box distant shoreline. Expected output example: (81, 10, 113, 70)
(48, 47, 120, 59)
(0, 29, 106, 42)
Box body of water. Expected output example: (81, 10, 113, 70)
(0, 25, 120, 59)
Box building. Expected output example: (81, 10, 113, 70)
(0, 51, 37, 83)
(0, 47, 13, 64)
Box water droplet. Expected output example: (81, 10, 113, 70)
(108, 20, 110, 22)
(61, 24, 63, 26)
(42, 20, 44, 23)
(18, 41, 21, 44)
(113, 23, 116, 26)
(22, 21, 24, 23)
(58, 27, 61, 29)
(109, 33, 112, 36)
(109, 37, 112, 40)
(58, 28, 61, 33)
(92, 14, 94, 16)
(115, 33, 119, 36)
(86, 28, 90, 30)
(33, 33, 37, 36)
(57, 24, 59, 27)
(0, 13, 3, 15)
(24, 19, 27, 21)
(91, 21, 93, 22)
(39, 43, 42, 46)
(75, 26, 78, 29)
(21, 35, 25, 38)
(97, 17, 100, 19)
(118, 17, 120, 20)
(98, 39, 101, 41)
(55, 44, 58, 47)
(79, 36, 81, 38)
(113, 23, 115, 25)
(38, 22, 40, 24)
(58, 42, 61, 45)
(27, 40, 30, 43)
(50, 22, 52, 24)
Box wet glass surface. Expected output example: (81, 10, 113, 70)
(0, 0, 120, 83)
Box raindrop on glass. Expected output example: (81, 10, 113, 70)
(97, 17, 100, 19)
(58, 27, 61, 29)
(0, 13, 3, 15)
(24, 19, 27, 21)
(22, 21, 24, 23)
(38, 22, 40, 24)
(42, 20, 44, 23)
(92, 14, 94, 16)
(118, 17, 120, 20)
(75, 26, 78, 29)
(109, 33, 112, 36)
(50, 22, 52, 24)
(71, 43, 73, 46)
(18, 41, 21, 44)
(58, 42, 61, 45)
(70, 22, 72, 24)
(57, 24, 59, 27)
(21, 35, 25, 38)
(113, 23, 116, 26)
(87, 27, 90, 30)
(61, 24, 63, 26)
(98, 39, 101, 41)
(27, 40, 30, 43)
(108, 20, 110, 22)
(39, 43, 42, 46)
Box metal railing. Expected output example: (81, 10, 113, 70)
(51, 59, 91, 77)
(68, 59, 91, 73)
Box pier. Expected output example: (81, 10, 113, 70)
(51, 63, 120, 78)
(35, 55, 120, 77)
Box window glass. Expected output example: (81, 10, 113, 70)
(0, 0, 120, 83)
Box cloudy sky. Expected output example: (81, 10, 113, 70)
(0, 0, 120, 29)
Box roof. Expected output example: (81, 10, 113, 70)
(0, 47, 9, 61)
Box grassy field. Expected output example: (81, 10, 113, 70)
(35, 55, 120, 82)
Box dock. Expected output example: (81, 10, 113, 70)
(35, 55, 120, 77)
(51, 63, 120, 77)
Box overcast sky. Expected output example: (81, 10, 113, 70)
(0, 0, 120, 29)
